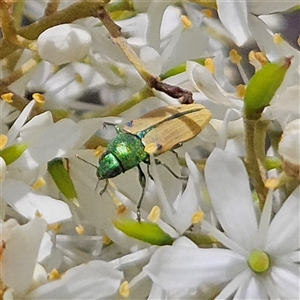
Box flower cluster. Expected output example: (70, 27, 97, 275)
(1, 0, 299, 299)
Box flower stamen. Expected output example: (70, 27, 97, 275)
(148, 206, 161, 222)
(248, 250, 270, 273)
(119, 280, 130, 298)
(192, 210, 205, 224)
(1, 93, 13, 103)
(0, 135, 8, 150)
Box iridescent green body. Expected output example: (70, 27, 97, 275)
(97, 127, 148, 180)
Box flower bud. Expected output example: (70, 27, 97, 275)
(38, 24, 92, 65)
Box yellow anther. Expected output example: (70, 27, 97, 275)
(74, 73, 83, 83)
(1, 92, 13, 103)
(48, 268, 62, 280)
(248, 50, 256, 62)
(32, 177, 46, 190)
(181, 15, 192, 29)
(32, 93, 45, 104)
(103, 234, 112, 245)
(201, 9, 213, 18)
(148, 206, 161, 223)
(265, 178, 280, 189)
(119, 281, 130, 298)
(248, 51, 268, 67)
(236, 84, 246, 99)
(297, 35, 300, 46)
(0, 134, 8, 150)
(94, 146, 106, 157)
(192, 210, 205, 224)
(273, 33, 284, 44)
(48, 223, 62, 233)
(35, 210, 43, 218)
(204, 58, 215, 74)
(75, 225, 85, 235)
(116, 204, 127, 215)
(230, 49, 242, 64)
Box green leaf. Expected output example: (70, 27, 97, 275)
(113, 219, 174, 245)
(160, 58, 207, 80)
(0, 144, 28, 165)
(244, 57, 292, 119)
(48, 158, 78, 202)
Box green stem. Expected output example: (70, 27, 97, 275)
(244, 118, 269, 209)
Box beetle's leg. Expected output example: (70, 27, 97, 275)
(136, 164, 146, 222)
(99, 178, 109, 196)
(171, 143, 183, 152)
(102, 122, 121, 133)
(154, 158, 188, 180)
(147, 163, 154, 181)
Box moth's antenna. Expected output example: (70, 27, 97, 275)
(75, 154, 98, 169)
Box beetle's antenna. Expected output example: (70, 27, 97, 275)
(75, 154, 97, 169)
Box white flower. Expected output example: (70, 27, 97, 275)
(37, 24, 92, 65)
(143, 148, 300, 298)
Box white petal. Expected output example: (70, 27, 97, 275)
(72, 118, 105, 149)
(0, 156, 7, 182)
(37, 232, 53, 262)
(270, 263, 300, 299)
(37, 24, 92, 65)
(2, 178, 72, 223)
(172, 154, 201, 234)
(231, 273, 268, 299)
(2, 218, 47, 294)
(249, 15, 299, 62)
(147, 1, 176, 51)
(161, 27, 208, 73)
(25, 260, 123, 299)
(6, 101, 35, 145)
(143, 246, 246, 291)
(217, 0, 251, 46)
(266, 186, 300, 255)
(186, 61, 237, 107)
(266, 86, 300, 128)
(205, 148, 258, 251)
(27, 61, 54, 92)
(140, 46, 162, 76)
(19, 118, 81, 168)
(31, 264, 48, 290)
(19, 111, 53, 143)
(278, 119, 300, 165)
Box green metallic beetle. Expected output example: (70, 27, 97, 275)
(77, 103, 211, 220)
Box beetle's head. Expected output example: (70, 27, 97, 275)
(97, 152, 123, 180)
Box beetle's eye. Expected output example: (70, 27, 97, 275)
(126, 120, 133, 127)
(156, 143, 162, 151)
